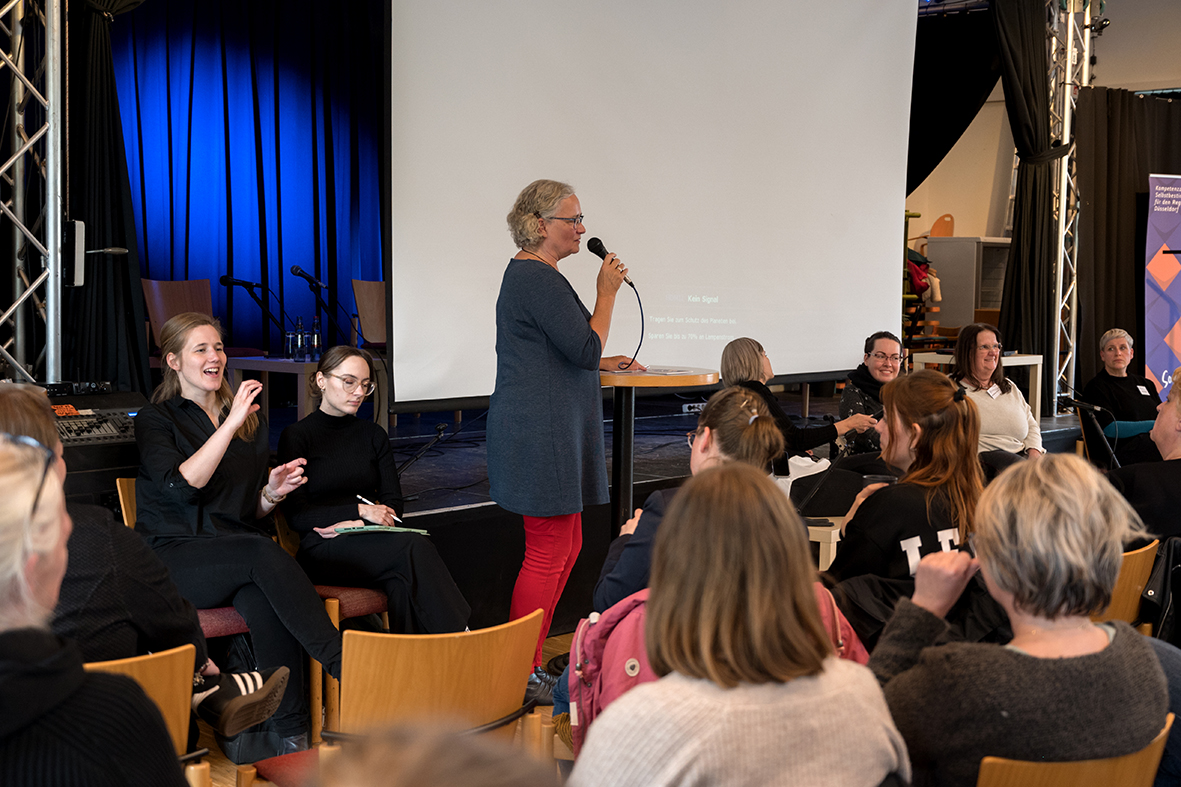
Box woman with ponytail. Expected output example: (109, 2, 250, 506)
(134, 313, 343, 759)
(826, 370, 984, 583)
(592, 386, 786, 613)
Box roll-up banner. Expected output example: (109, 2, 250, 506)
(1145, 174, 1181, 399)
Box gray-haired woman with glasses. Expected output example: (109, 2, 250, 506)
(278, 346, 470, 635)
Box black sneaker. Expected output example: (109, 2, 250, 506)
(523, 666, 558, 706)
(192, 667, 290, 737)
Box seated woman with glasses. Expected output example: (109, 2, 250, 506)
(840, 331, 904, 457)
(949, 323, 1042, 478)
(277, 347, 470, 634)
(721, 337, 876, 475)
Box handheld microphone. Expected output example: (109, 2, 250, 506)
(587, 237, 635, 288)
(219, 274, 261, 290)
(290, 265, 328, 289)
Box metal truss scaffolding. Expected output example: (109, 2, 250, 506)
(1048, 0, 1091, 410)
(0, 0, 61, 383)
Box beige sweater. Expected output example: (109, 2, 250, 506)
(964, 384, 1042, 453)
(569, 658, 910, 787)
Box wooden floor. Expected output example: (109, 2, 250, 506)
(203, 632, 574, 787)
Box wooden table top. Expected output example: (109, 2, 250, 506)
(599, 366, 719, 388)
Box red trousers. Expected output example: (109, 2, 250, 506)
(509, 512, 583, 667)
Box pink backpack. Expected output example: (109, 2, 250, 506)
(568, 583, 867, 754)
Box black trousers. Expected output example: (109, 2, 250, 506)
(153, 534, 343, 736)
(297, 531, 470, 634)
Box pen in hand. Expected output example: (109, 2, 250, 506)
(357, 494, 402, 523)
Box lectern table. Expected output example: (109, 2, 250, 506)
(600, 366, 719, 531)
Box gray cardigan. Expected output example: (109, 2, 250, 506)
(487, 258, 609, 517)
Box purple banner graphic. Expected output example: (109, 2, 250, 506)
(1145, 174, 1181, 399)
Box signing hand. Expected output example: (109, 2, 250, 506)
(910, 550, 979, 619)
(267, 458, 307, 498)
(359, 504, 399, 527)
(836, 413, 877, 436)
(620, 508, 643, 536)
(600, 355, 646, 372)
(226, 379, 264, 430)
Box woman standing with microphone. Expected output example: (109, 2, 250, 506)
(488, 179, 640, 704)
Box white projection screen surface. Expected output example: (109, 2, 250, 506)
(389, 2, 916, 403)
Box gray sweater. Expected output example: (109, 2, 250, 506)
(487, 258, 608, 517)
(570, 660, 911, 787)
(871, 599, 1168, 787)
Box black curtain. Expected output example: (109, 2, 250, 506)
(993, 0, 1067, 415)
(1075, 87, 1181, 387)
(62, 0, 152, 392)
(907, 10, 1002, 196)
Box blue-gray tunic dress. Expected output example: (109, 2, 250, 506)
(487, 258, 609, 517)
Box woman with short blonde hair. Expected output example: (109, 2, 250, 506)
(871, 454, 1167, 787)
(571, 464, 910, 787)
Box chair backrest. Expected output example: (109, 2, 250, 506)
(116, 477, 137, 528)
(1093, 539, 1160, 624)
(339, 609, 543, 740)
(351, 280, 386, 345)
(84, 643, 196, 755)
(976, 713, 1173, 787)
(929, 213, 955, 238)
(141, 279, 214, 350)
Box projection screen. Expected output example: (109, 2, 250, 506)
(389, 1, 917, 403)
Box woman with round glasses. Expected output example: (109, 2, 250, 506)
(0, 436, 189, 784)
(839, 331, 904, 456)
(488, 179, 638, 704)
(949, 324, 1042, 477)
(277, 346, 470, 634)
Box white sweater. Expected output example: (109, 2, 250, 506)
(965, 383, 1042, 454)
(568, 658, 910, 787)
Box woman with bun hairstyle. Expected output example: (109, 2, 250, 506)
(278, 346, 469, 634)
(826, 370, 983, 583)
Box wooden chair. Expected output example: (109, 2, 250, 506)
(350, 279, 391, 430)
(116, 478, 252, 641)
(84, 644, 212, 787)
(909, 212, 955, 257)
(976, 713, 1173, 787)
(236, 609, 546, 787)
(1093, 539, 1160, 633)
(141, 278, 264, 358)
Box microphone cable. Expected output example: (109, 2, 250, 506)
(619, 284, 644, 370)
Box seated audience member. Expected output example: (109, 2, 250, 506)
(317, 723, 557, 787)
(0, 436, 187, 786)
(870, 454, 1168, 787)
(0, 386, 288, 743)
(827, 370, 983, 583)
(1081, 328, 1163, 465)
(840, 331, 904, 456)
(134, 312, 344, 760)
(278, 347, 469, 634)
(570, 464, 910, 787)
(720, 337, 876, 474)
(948, 323, 1041, 477)
(592, 386, 784, 614)
(1109, 368, 1181, 539)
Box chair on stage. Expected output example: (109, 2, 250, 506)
(1092, 539, 1160, 635)
(908, 212, 954, 258)
(235, 610, 549, 787)
(351, 279, 392, 429)
(84, 643, 213, 787)
(141, 278, 265, 359)
(975, 714, 1173, 787)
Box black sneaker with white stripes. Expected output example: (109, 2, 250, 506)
(192, 667, 290, 738)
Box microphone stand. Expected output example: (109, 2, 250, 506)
(242, 285, 285, 335)
(397, 423, 448, 476)
(298, 280, 347, 346)
(1060, 396, 1120, 470)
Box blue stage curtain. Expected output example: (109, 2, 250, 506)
(109, 0, 384, 353)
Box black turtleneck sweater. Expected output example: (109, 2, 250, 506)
(0, 628, 186, 786)
(277, 409, 404, 549)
